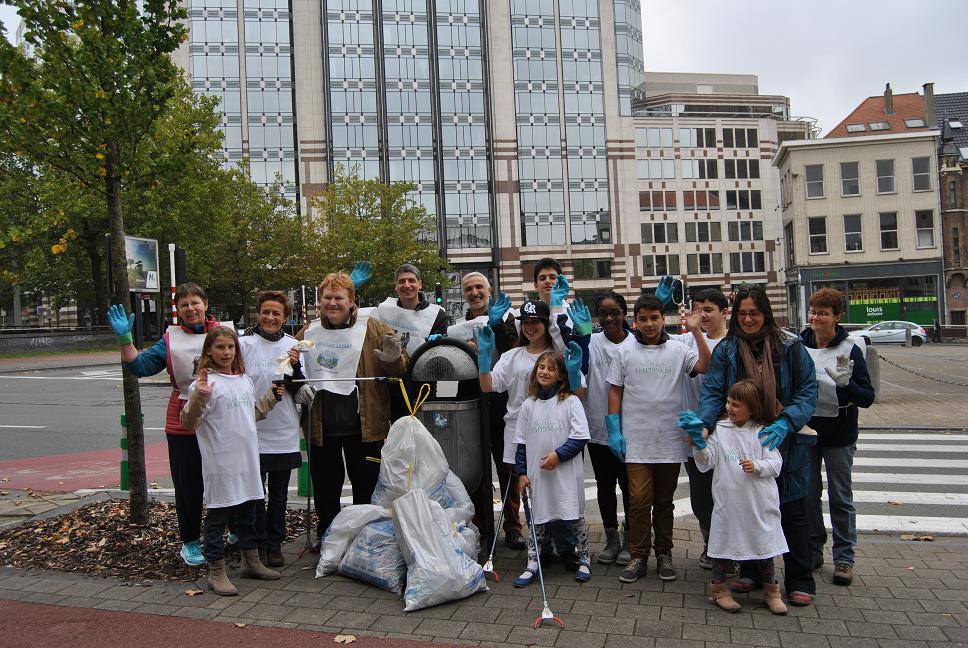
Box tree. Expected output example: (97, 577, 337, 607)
(0, 0, 189, 523)
(307, 168, 451, 305)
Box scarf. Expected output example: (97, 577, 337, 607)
(735, 328, 783, 421)
(245, 324, 286, 342)
(537, 383, 563, 401)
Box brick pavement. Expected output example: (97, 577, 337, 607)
(1, 520, 966, 647)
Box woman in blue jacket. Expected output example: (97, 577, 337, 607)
(698, 285, 818, 606)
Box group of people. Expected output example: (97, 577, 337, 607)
(106, 258, 874, 613)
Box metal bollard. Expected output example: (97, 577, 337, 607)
(905, 326, 912, 347)
(297, 436, 312, 497)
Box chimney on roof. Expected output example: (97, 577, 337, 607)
(884, 83, 894, 116)
(924, 82, 937, 129)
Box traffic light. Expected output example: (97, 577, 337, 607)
(434, 282, 443, 306)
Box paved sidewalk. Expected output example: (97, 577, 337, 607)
(1, 519, 966, 648)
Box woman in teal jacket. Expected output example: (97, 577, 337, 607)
(698, 285, 818, 606)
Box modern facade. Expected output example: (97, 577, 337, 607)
(630, 72, 811, 323)
(775, 85, 943, 329)
(936, 92, 968, 326)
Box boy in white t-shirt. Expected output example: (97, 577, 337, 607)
(605, 295, 710, 583)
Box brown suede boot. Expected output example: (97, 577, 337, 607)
(207, 559, 238, 596)
(240, 548, 280, 580)
(763, 582, 788, 615)
(709, 581, 741, 612)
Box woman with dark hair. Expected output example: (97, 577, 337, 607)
(697, 285, 818, 606)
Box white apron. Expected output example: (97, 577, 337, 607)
(375, 297, 442, 356)
(302, 314, 369, 396)
(238, 334, 301, 454)
(446, 314, 489, 343)
(167, 322, 235, 399)
(190, 373, 264, 509)
(805, 337, 858, 418)
(513, 396, 589, 524)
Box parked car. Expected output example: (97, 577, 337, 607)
(848, 321, 928, 346)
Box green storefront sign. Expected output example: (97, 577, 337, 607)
(847, 297, 935, 325)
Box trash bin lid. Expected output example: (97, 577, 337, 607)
(410, 343, 479, 382)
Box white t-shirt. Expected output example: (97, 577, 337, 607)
(238, 333, 301, 454)
(581, 331, 632, 445)
(605, 335, 698, 463)
(512, 395, 590, 524)
(693, 418, 788, 561)
(490, 346, 545, 464)
(670, 332, 723, 411)
(188, 373, 265, 509)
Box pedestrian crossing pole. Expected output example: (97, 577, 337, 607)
(119, 412, 144, 492)
(297, 436, 312, 497)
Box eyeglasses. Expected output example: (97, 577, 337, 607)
(737, 310, 763, 320)
(597, 310, 623, 318)
(808, 310, 835, 318)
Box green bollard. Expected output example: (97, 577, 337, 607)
(298, 437, 312, 497)
(119, 412, 144, 492)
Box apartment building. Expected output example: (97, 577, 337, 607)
(936, 92, 968, 326)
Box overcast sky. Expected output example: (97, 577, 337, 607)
(2, 1, 966, 136)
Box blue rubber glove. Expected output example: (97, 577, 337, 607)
(605, 414, 626, 461)
(425, 333, 446, 342)
(487, 292, 511, 327)
(655, 275, 676, 307)
(758, 417, 791, 451)
(567, 299, 592, 336)
(550, 274, 570, 307)
(349, 261, 372, 291)
(677, 410, 707, 450)
(564, 341, 583, 391)
(108, 304, 135, 345)
(476, 325, 495, 372)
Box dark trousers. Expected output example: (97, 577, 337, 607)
(627, 462, 681, 558)
(167, 433, 204, 543)
(204, 499, 257, 562)
(740, 495, 816, 595)
(309, 436, 383, 537)
(684, 457, 714, 544)
(254, 469, 292, 551)
(588, 443, 630, 530)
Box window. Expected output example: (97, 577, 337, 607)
(642, 254, 680, 276)
(573, 259, 611, 280)
(679, 127, 716, 148)
(723, 127, 758, 148)
(840, 162, 859, 196)
(682, 190, 721, 211)
(727, 220, 764, 241)
(729, 251, 765, 273)
(641, 222, 678, 244)
(912, 157, 931, 191)
(636, 127, 674, 148)
(681, 159, 718, 179)
(954, 227, 961, 266)
(805, 164, 824, 198)
(950, 181, 960, 209)
(784, 223, 795, 268)
(876, 159, 895, 193)
(844, 214, 863, 252)
(639, 190, 677, 211)
(950, 119, 963, 129)
(724, 159, 760, 179)
(916, 210, 935, 247)
(808, 217, 827, 254)
(725, 189, 762, 210)
(869, 121, 890, 131)
(879, 212, 898, 249)
(905, 118, 926, 128)
(685, 221, 722, 242)
(845, 123, 866, 133)
(637, 159, 676, 179)
(686, 253, 723, 275)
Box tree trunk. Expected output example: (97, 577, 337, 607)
(106, 148, 149, 525)
(83, 238, 107, 326)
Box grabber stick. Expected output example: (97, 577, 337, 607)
(298, 390, 322, 559)
(522, 486, 563, 629)
(482, 474, 515, 581)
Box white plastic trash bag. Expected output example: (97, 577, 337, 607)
(315, 504, 388, 578)
(393, 488, 487, 612)
(371, 416, 450, 507)
(338, 517, 407, 594)
(454, 522, 481, 559)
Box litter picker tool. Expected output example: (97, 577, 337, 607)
(293, 377, 403, 384)
(482, 475, 515, 581)
(522, 486, 564, 629)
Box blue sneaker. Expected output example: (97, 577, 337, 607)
(180, 541, 206, 566)
(226, 532, 239, 546)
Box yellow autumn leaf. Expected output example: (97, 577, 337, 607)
(98, 167, 106, 177)
(51, 243, 66, 254)
(96, 152, 105, 160)
(72, 19, 84, 29)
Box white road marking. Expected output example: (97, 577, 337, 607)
(860, 434, 968, 441)
(854, 457, 968, 469)
(2, 375, 123, 382)
(859, 443, 968, 453)
(0, 425, 48, 429)
(852, 515, 968, 534)
(833, 491, 968, 506)
(840, 472, 968, 486)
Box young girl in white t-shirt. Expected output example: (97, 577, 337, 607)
(684, 379, 788, 615)
(512, 351, 591, 586)
(180, 326, 286, 597)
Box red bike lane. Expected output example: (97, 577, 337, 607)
(0, 442, 171, 492)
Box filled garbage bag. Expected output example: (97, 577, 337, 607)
(371, 416, 449, 507)
(315, 504, 388, 578)
(338, 517, 407, 594)
(392, 488, 487, 612)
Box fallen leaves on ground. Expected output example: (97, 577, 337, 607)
(334, 635, 357, 644)
(0, 499, 316, 582)
(235, 623, 247, 628)
(900, 534, 935, 541)
(184, 588, 204, 597)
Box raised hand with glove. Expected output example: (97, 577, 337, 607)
(655, 275, 676, 307)
(677, 410, 707, 450)
(758, 417, 792, 451)
(108, 304, 136, 346)
(487, 292, 512, 328)
(373, 333, 402, 365)
(550, 274, 570, 307)
(564, 341, 584, 392)
(566, 299, 593, 337)
(475, 325, 495, 373)
(605, 414, 626, 461)
(349, 261, 373, 291)
(825, 353, 854, 388)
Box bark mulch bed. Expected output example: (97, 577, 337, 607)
(0, 499, 316, 582)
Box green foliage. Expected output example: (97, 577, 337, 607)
(307, 168, 451, 303)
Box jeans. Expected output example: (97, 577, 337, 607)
(254, 468, 292, 552)
(204, 500, 257, 562)
(588, 443, 630, 531)
(167, 433, 204, 543)
(684, 457, 713, 544)
(626, 463, 681, 559)
(808, 443, 857, 565)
